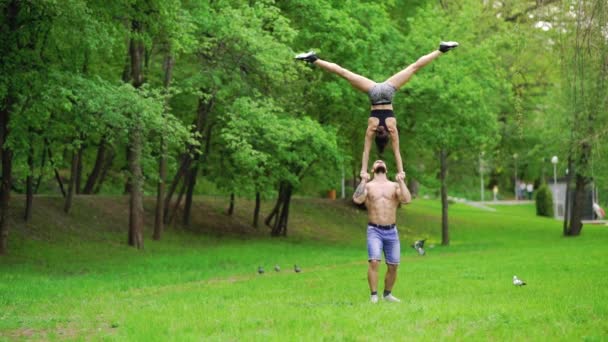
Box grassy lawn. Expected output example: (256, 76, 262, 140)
(1, 196, 607, 340)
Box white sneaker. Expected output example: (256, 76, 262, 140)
(383, 294, 401, 303)
(370, 294, 379, 303)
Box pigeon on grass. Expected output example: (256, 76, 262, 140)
(294, 265, 302, 273)
(257, 266, 264, 275)
(411, 239, 426, 256)
(513, 275, 526, 286)
(274, 265, 281, 272)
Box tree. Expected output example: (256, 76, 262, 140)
(219, 97, 340, 236)
(554, 0, 608, 236)
(402, 3, 509, 245)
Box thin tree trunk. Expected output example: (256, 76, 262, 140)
(83, 137, 107, 194)
(153, 54, 173, 240)
(64, 150, 78, 214)
(440, 149, 449, 246)
(127, 18, 145, 249)
(0, 1, 19, 254)
(24, 142, 34, 221)
(182, 165, 199, 226)
(94, 149, 114, 194)
(153, 136, 167, 240)
(265, 182, 285, 228)
(163, 154, 190, 223)
(0, 98, 14, 254)
(127, 125, 144, 248)
(227, 193, 235, 216)
(568, 142, 592, 236)
(563, 157, 573, 235)
(168, 180, 186, 224)
(253, 192, 261, 228)
(46, 144, 66, 197)
(75, 145, 84, 194)
(34, 142, 48, 194)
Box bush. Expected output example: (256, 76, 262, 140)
(535, 184, 554, 217)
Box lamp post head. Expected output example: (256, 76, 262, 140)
(551, 156, 558, 165)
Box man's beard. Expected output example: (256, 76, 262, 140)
(374, 166, 386, 174)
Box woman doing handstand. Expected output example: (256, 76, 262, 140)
(295, 41, 459, 180)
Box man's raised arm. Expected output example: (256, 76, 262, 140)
(395, 173, 412, 204)
(353, 176, 368, 204)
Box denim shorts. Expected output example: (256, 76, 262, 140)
(367, 225, 400, 264)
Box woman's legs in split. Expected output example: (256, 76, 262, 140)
(312, 59, 376, 93)
(385, 50, 443, 90)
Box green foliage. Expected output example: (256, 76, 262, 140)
(534, 183, 554, 217)
(217, 97, 340, 197)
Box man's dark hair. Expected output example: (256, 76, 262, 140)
(375, 130, 389, 155)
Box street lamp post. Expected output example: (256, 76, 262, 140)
(551, 156, 558, 185)
(480, 153, 485, 202)
(551, 156, 558, 216)
(513, 153, 518, 200)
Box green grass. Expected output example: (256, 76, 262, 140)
(1, 195, 607, 340)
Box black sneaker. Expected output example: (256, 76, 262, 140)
(295, 51, 318, 63)
(439, 41, 459, 53)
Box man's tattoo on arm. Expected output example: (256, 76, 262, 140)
(354, 183, 366, 198)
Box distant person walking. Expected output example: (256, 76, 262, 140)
(526, 183, 534, 200)
(519, 182, 526, 200)
(353, 160, 411, 303)
(492, 185, 498, 202)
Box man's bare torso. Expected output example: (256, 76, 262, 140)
(365, 179, 399, 225)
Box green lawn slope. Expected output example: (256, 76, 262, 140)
(1, 196, 607, 340)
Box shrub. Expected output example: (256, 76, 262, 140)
(535, 184, 554, 217)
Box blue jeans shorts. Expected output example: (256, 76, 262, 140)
(367, 225, 400, 265)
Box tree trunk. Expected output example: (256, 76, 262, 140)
(24, 143, 34, 221)
(271, 183, 292, 237)
(94, 148, 114, 194)
(34, 142, 48, 194)
(64, 150, 79, 214)
(265, 182, 285, 228)
(565, 141, 592, 236)
(153, 54, 173, 240)
(227, 193, 235, 216)
(75, 145, 84, 194)
(253, 192, 261, 228)
(0, 0, 19, 254)
(127, 19, 145, 249)
(182, 165, 199, 226)
(83, 137, 107, 194)
(439, 149, 449, 246)
(153, 137, 167, 240)
(181, 97, 214, 226)
(168, 180, 186, 225)
(0, 97, 14, 254)
(163, 155, 190, 223)
(127, 125, 144, 248)
(563, 157, 573, 235)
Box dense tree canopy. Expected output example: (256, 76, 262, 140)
(1, 0, 606, 252)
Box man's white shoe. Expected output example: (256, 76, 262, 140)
(383, 294, 401, 303)
(370, 294, 379, 303)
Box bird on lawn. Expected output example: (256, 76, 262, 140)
(411, 239, 426, 256)
(257, 266, 264, 274)
(513, 275, 526, 286)
(274, 264, 281, 272)
(294, 264, 302, 273)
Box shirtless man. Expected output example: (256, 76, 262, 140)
(353, 160, 412, 303)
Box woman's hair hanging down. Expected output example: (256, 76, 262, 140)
(375, 132, 389, 156)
